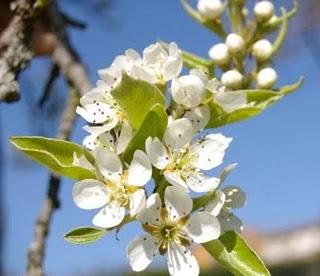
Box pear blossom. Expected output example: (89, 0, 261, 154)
(145, 118, 232, 192)
(76, 81, 126, 135)
(225, 33, 245, 55)
(131, 42, 183, 85)
(254, 1, 274, 22)
(257, 67, 278, 89)
(208, 43, 230, 65)
(221, 69, 243, 90)
(127, 186, 221, 275)
(171, 71, 206, 108)
(252, 39, 273, 61)
(72, 149, 152, 228)
(183, 105, 210, 133)
(82, 120, 133, 154)
(197, 0, 225, 20)
(205, 185, 246, 233)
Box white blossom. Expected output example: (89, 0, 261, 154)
(72, 149, 152, 228)
(252, 39, 273, 61)
(205, 185, 246, 233)
(197, 0, 225, 20)
(183, 105, 210, 133)
(257, 67, 278, 89)
(171, 72, 206, 108)
(131, 42, 183, 85)
(254, 1, 274, 22)
(127, 186, 221, 275)
(221, 69, 243, 90)
(225, 33, 245, 55)
(208, 43, 230, 65)
(145, 118, 232, 192)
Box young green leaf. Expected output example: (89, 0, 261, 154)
(271, 8, 288, 56)
(202, 231, 270, 276)
(10, 136, 95, 180)
(111, 74, 166, 130)
(64, 227, 107, 245)
(123, 104, 168, 162)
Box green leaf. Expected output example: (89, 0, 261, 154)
(202, 231, 270, 276)
(10, 136, 95, 180)
(64, 227, 107, 245)
(123, 104, 167, 162)
(182, 49, 215, 74)
(279, 77, 304, 95)
(180, 0, 226, 37)
(111, 74, 166, 129)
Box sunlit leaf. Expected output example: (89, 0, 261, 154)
(64, 227, 107, 245)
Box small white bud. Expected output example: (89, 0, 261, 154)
(209, 43, 230, 65)
(225, 33, 245, 55)
(254, 1, 274, 22)
(221, 70, 243, 90)
(257, 67, 277, 89)
(197, 0, 225, 20)
(252, 39, 273, 61)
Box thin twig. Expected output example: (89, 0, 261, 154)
(26, 88, 79, 276)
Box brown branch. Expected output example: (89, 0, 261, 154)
(0, 0, 50, 103)
(26, 88, 79, 276)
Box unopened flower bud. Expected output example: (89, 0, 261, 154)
(252, 39, 273, 61)
(257, 67, 277, 88)
(197, 0, 225, 20)
(209, 43, 230, 65)
(226, 33, 245, 55)
(221, 70, 243, 90)
(254, 1, 274, 22)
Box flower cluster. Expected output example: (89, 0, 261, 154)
(197, 0, 280, 90)
(72, 42, 247, 275)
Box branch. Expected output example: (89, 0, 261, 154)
(0, 0, 50, 103)
(26, 88, 79, 276)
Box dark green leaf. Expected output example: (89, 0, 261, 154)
(123, 104, 167, 162)
(111, 74, 166, 130)
(64, 227, 107, 245)
(203, 231, 270, 276)
(10, 136, 95, 180)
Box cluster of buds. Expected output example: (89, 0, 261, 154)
(192, 0, 294, 90)
(72, 42, 246, 276)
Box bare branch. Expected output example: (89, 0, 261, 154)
(0, 0, 50, 103)
(26, 88, 79, 276)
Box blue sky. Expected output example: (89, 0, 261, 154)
(1, 0, 320, 275)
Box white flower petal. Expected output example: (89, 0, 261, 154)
(183, 105, 210, 133)
(129, 189, 146, 217)
(76, 102, 115, 124)
(163, 42, 183, 81)
(222, 185, 246, 209)
(143, 43, 168, 64)
(136, 193, 162, 225)
(127, 150, 152, 186)
(96, 149, 122, 181)
(171, 75, 205, 108)
(92, 202, 125, 228)
(191, 133, 232, 170)
(164, 118, 193, 150)
(83, 118, 119, 136)
(116, 120, 133, 154)
(164, 171, 188, 191)
(185, 211, 221, 243)
(218, 211, 243, 233)
(72, 179, 109, 210)
(204, 190, 226, 216)
(185, 173, 220, 193)
(167, 243, 199, 276)
(72, 152, 94, 170)
(79, 90, 105, 106)
(165, 186, 192, 221)
(145, 137, 170, 170)
(127, 235, 158, 272)
(215, 91, 247, 112)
